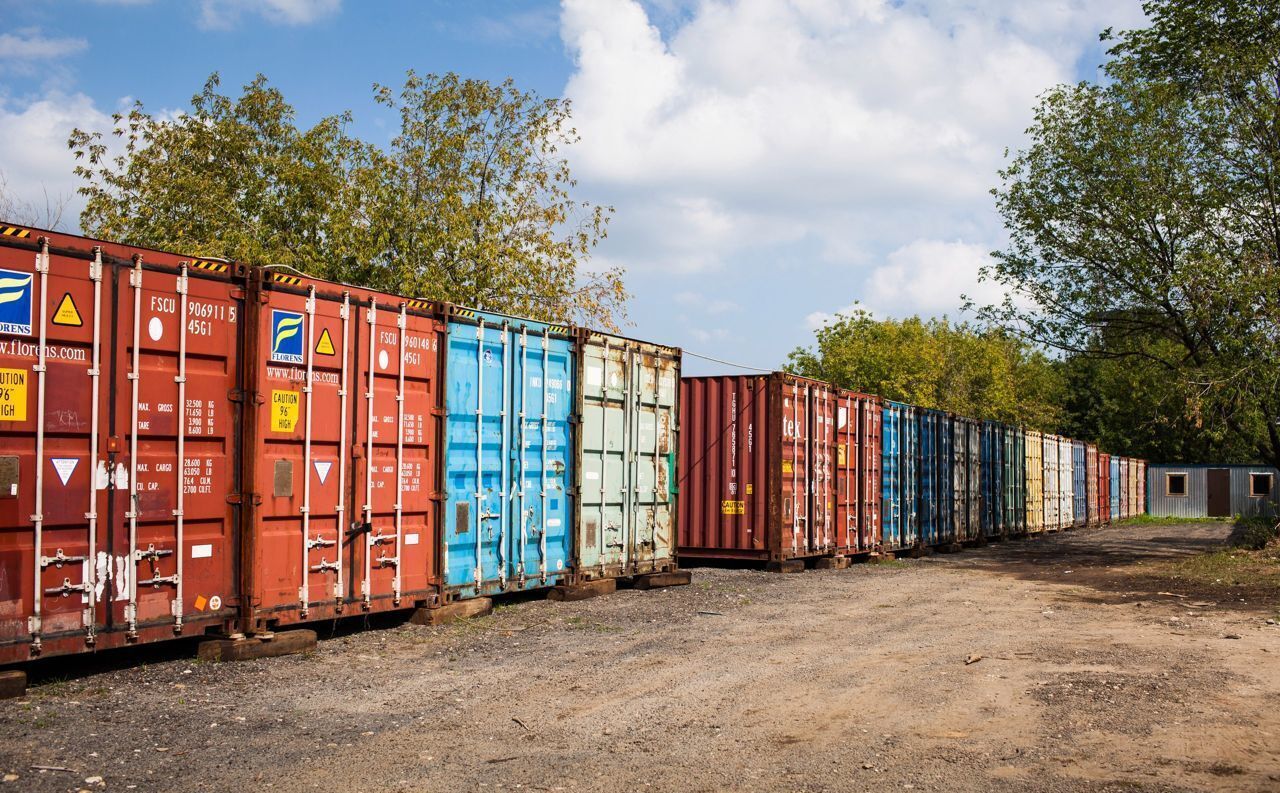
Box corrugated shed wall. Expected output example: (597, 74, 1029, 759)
(1147, 465, 1279, 518)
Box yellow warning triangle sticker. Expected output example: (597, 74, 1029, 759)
(52, 293, 82, 326)
(315, 328, 336, 356)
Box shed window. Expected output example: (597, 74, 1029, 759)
(1165, 473, 1187, 497)
(1250, 472, 1273, 498)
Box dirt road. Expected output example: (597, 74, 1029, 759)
(2, 521, 1278, 792)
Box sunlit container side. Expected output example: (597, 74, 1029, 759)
(0, 226, 245, 663)
(980, 420, 1003, 539)
(1072, 440, 1088, 528)
(1042, 435, 1060, 530)
(1084, 444, 1099, 527)
(247, 272, 444, 630)
(936, 412, 956, 545)
(441, 307, 575, 600)
(678, 373, 837, 563)
(1025, 430, 1044, 533)
(881, 400, 905, 551)
(1130, 459, 1141, 517)
(916, 409, 941, 546)
(835, 390, 881, 555)
(899, 403, 919, 549)
(1098, 452, 1111, 524)
(574, 330, 680, 582)
(1110, 456, 1121, 520)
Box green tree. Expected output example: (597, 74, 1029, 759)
(69, 72, 625, 329)
(786, 308, 1065, 428)
(984, 0, 1280, 466)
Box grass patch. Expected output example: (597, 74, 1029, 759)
(1165, 548, 1280, 589)
(1115, 514, 1224, 526)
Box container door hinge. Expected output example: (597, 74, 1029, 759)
(225, 493, 244, 505)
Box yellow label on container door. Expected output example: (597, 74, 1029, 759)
(782, 460, 793, 474)
(721, 500, 745, 515)
(271, 389, 300, 432)
(746, 483, 753, 495)
(0, 368, 27, 421)
(837, 443, 846, 466)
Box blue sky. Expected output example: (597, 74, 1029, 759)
(0, 0, 1146, 374)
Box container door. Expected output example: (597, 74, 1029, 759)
(879, 405, 899, 549)
(1, 243, 111, 656)
(810, 385, 835, 553)
(896, 407, 912, 547)
(111, 258, 239, 642)
(780, 380, 811, 555)
(835, 394, 858, 552)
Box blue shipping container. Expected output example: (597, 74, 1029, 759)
(442, 308, 576, 599)
(981, 420, 1004, 538)
(918, 409, 955, 546)
(1072, 441, 1087, 527)
(881, 402, 904, 549)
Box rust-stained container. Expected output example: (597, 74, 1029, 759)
(1119, 458, 1131, 518)
(242, 270, 444, 631)
(0, 225, 246, 663)
(678, 373, 839, 563)
(834, 390, 881, 554)
(1098, 452, 1111, 524)
(1025, 430, 1044, 533)
(1136, 460, 1147, 515)
(575, 330, 680, 581)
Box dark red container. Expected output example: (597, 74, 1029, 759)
(242, 269, 444, 633)
(678, 372, 841, 563)
(1098, 452, 1111, 525)
(834, 390, 881, 554)
(0, 225, 246, 663)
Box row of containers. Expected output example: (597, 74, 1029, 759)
(0, 225, 1148, 666)
(677, 372, 1147, 566)
(0, 226, 680, 664)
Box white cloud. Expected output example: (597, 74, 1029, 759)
(0, 92, 115, 229)
(561, 0, 1146, 320)
(0, 29, 88, 72)
(198, 0, 341, 30)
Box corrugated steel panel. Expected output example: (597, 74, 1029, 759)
(1058, 437, 1074, 530)
(1043, 435, 1060, 529)
(677, 373, 837, 562)
(1119, 458, 1131, 518)
(1137, 460, 1147, 514)
(1110, 456, 1121, 519)
(442, 307, 575, 598)
(980, 420, 1003, 538)
(1004, 427, 1026, 533)
(576, 331, 679, 581)
(881, 401, 907, 550)
(1025, 430, 1044, 532)
(1097, 452, 1111, 524)
(0, 228, 245, 663)
(917, 409, 953, 546)
(835, 390, 881, 554)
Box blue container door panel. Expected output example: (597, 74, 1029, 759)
(444, 319, 574, 598)
(1109, 459, 1121, 519)
(881, 405, 901, 549)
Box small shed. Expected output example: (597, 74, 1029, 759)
(1146, 464, 1279, 518)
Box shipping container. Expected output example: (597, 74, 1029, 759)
(1042, 435, 1060, 530)
(1110, 456, 1121, 520)
(921, 409, 942, 544)
(245, 270, 445, 631)
(1072, 440, 1087, 528)
(1025, 430, 1044, 533)
(1058, 436, 1074, 530)
(0, 226, 245, 663)
(885, 401, 906, 552)
(1119, 458, 1131, 519)
(1084, 444, 1099, 527)
(1003, 426, 1026, 534)
(950, 417, 972, 541)
(575, 330, 680, 581)
(979, 420, 1003, 538)
(678, 373, 838, 563)
(441, 307, 575, 599)
(1098, 452, 1111, 524)
(835, 389, 881, 555)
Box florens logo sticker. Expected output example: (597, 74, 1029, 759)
(0, 269, 33, 336)
(270, 309, 305, 363)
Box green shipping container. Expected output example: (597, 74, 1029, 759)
(575, 330, 681, 580)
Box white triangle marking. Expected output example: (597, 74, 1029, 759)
(51, 458, 79, 486)
(314, 460, 333, 485)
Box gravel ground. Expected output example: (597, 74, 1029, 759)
(2, 521, 1278, 793)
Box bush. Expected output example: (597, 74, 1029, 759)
(1234, 515, 1280, 551)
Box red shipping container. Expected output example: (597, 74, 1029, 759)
(0, 226, 244, 662)
(241, 270, 444, 632)
(835, 389, 881, 554)
(678, 373, 840, 564)
(1098, 452, 1111, 525)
